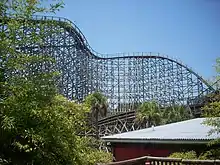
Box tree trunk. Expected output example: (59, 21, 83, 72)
(148, 117, 152, 128)
(95, 110, 99, 139)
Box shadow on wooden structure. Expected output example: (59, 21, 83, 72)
(97, 156, 220, 165)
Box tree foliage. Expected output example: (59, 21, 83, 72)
(85, 91, 108, 119)
(162, 105, 193, 124)
(135, 101, 192, 127)
(78, 137, 113, 165)
(84, 91, 108, 138)
(169, 151, 198, 160)
(1, 95, 88, 164)
(169, 149, 220, 160)
(0, 0, 112, 164)
(135, 101, 162, 126)
(199, 58, 220, 160)
(203, 58, 220, 135)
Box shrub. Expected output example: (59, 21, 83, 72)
(169, 151, 198, 159)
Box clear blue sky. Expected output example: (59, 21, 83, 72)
(54, 0, 220, 80)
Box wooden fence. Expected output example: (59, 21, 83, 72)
(98, 156, 220, 165)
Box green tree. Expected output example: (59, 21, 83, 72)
(135, 102, 193, 127)
(203, 58, 220, 135)
(84, 91, 108, 138)
(202, 92, 220, 149)
(135, 101, 162, 127)
(201, 58, 220, 159)
(78, 137, 113, 165)
(162, 105, 193, 124)
(0, 0, 112, 164)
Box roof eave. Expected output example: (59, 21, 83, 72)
(102, 138, 213, 144)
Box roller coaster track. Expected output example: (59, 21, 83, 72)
(1, 15, 217, 136)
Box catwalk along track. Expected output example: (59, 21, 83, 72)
(1, 15, 216, 135)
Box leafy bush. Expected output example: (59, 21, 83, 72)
(169, 150, 220, 160)
(199, 149, 220, 160)
(76, 136, 113, 165)
(86, 150, 113, 165)
(169, 151, 198, 159)
(1, 92, 112, 164)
